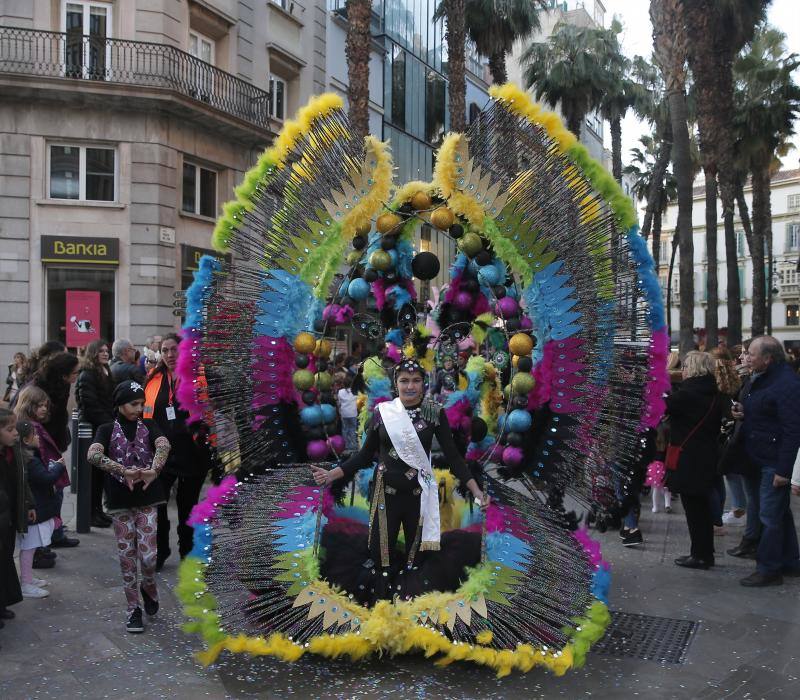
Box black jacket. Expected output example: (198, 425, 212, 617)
(664, 374, 725, 495)
(742, 361, 800, 478)
(110, 358, 145, 385)
(76, 367, 114, 430)
(25, 448, 64, 523)
(0, 444, 35, 533)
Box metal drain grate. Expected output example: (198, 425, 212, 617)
(593, 611, 698, 664)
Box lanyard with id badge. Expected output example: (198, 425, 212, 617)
(165, 377, 177, 421)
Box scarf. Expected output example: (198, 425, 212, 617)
(377, 397, 440, 551)
(109, 419, 153, 482)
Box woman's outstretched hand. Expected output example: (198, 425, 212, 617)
(311, 465, 344, 486)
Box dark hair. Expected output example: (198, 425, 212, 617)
(151, 332, 181, 377)
(16, 419, 35, 460)
(0, 407, 16, 429)
(37, 351, 79, 385)
(160, 333, 181, 351)
(27, 340, 67, 376)
(82, 338, 110, 372)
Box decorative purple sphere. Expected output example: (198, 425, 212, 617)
(496, 296, 519, 318)
(307, 439, 330, 460)
(520, 316, 533, 330)
(327, 434, 346, 454)
(502, 446, 524, 467)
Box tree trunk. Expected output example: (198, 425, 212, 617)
(723, 204, 742, 346)
(610, 116, 623, 184)
(667, 232, 679, 340)
(488, 50, 507, 85)
(445, 0, 467, 133)
(566, 111, 583, 139)
(652, 0, 694, 355)
(750, 165, 769, 336)
(345, 0, 373, 140)
(735, 178, 754, 254)
(767, 213, 774, 335)
(652, 193, 663, 273)
(641, 121, 673, 239)
(704, 167, 718, 348)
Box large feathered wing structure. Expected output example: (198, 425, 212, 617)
(175, 87, 667, 676)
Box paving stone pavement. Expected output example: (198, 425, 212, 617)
(2, 489, 800, 699)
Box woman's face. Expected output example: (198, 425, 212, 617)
(35, 401, 49, 422)
(64, 366, 79, 384)
(97, 345, 110, 365)
(14, 353, 25, 368)
(0, 420, 18, 447)
(161, 339, 179, 371)
(396, 371, 424, 405)
(739, 347, 751, 370)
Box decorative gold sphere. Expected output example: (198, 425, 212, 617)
(292, 369, 315, 391)
(411, 191, 432, 211)
(511, 372, 535, 395)
(294, 332, 316, 354)
(430, 207, 455, 230)
(457, 232, 483, 257)
(509, 333, 534, 357)
(376, 212, 401, 234)
(369, 249, 393, 271)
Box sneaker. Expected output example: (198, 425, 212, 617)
(21, 583, 49, 598)
(140, 586, 159, 616)
(622, 529, 644, 547)
(619, 527, 630, 540)
(126, 607, 144, 633)
(722, 510, 746, 527)
(31, 577, 48, 587)
(50, 536, 80, 548)
(32, 554, 55, 570)
(665, 506, 673, 514)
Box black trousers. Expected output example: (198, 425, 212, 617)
(156, 470, 206, 560)
(368, 488, 421, 565)
(91, 465, 105, 514)
(680, 491, 715, 561)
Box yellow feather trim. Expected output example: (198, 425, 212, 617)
(476, 630, 493, 645)
(433, 133, 461, 199)
(341, 136, 394, 238)
(392, 180, 435, 208)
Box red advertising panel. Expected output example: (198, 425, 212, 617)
(65, 290, 101, 348)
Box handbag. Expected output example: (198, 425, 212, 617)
(665, 396, 717, 471)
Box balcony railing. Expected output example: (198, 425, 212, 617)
(0, 26, 271, 129)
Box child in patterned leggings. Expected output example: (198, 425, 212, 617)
(88, 380, 170, 633)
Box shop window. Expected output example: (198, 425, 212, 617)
(269, 75, 286, 120)
(390, 46, 406, 130)
(787, 304, 799, 327)
(182, 161, 217, 217)
(46, 266, 115, 346)
(49, 144, 115, 201)
(425, 69, 446, 146)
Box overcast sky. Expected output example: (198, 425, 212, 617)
(601, 0, 800, 170)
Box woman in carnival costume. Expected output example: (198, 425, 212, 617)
(171, 86, 669, 676)
(312, 358, 488, 603)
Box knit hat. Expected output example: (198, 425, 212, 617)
(113, 380, 145, 407)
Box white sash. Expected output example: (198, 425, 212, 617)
(377, 398, 440, 550)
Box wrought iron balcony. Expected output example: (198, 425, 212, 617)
(0, 26, 271, 130)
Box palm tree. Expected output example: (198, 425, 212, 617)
(651, 0, 695, 355)
(345, 0, 373, 139)
(733, 26, 800, 336)
(435, 0, 468, 132)
(624, 136, 677, 272)
(464, 0, 549, 85)
(629, 56, 673, 243)
(681, 0, 768, 347)
(520, 21, 610, 137)
(598, 19, 636, 184)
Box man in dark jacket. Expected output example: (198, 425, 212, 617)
(736, 336, 800, 586)
(110, 339, 145, 385)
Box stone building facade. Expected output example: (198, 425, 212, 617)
(0, 0, 325, 357)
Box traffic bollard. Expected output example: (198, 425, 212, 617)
(75, 420, 94, 533)
(70, 409, 79, 493)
